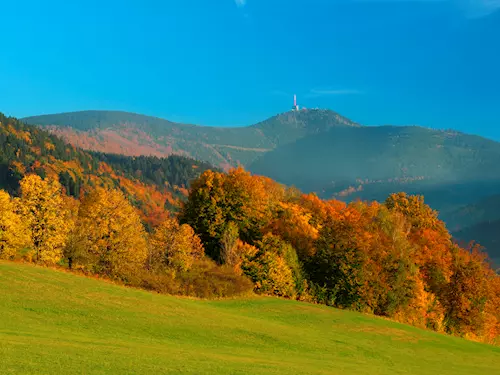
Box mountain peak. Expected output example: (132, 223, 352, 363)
(22, 108, 363, 167)
(260, 108, 361, 130)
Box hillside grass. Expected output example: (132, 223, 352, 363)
(1, 261, 499, 375)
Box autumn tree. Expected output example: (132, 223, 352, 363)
(0, 190, 31, 259)
(308, 203, 371, 308)
(73, 187, 148, 276)
(241, 233, 300, 298)
(385, 192, 452, 276)
(220, 221, 240, 266)
(444, 244, 494, 339)
(18, 174, 70, 264)
(385, 192, 453, 312)
(180, 168, 272, 260)
(62, 196, 81, 269)
(265, 201, 320, 260)
(149, 216, 204, 272)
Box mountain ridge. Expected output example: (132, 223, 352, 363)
(23, 109, 360, 169)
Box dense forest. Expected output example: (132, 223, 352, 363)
(0, 112, 214, 226)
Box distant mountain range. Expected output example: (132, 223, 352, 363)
(24, 109, 359, 170)
(22, 109, 500, 262)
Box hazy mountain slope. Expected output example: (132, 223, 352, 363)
(249, 125, 500, 194)
(443, 194, 500, 231)
(248, 125, 500, 260)
(453, 220, 500, 268)
(444, 193, 500, 267)
(23, 109, 359, 169)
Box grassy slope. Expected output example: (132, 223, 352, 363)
(1, 261, 499, 375)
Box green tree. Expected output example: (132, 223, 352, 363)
(180, 168, 274, 260)
(220, 221, 240, 266)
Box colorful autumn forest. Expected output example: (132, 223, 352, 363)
(0, 112, 215, 228)
(0, 168, 499, 345)
(0, 112, 499, 346)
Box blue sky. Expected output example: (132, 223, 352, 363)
(1, 0, 499, 138)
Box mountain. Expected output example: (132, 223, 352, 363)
(248, 125, 500, 201)
(23, 109, 359, 169)
(0, 112, 214, 226)
(453, 220, 500, 268)
(22, 108, 500, 260)
(443, 194, 500, 232)
(444, 194, 500, 268)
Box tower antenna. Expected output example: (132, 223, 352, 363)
(292, 94, 299, 111)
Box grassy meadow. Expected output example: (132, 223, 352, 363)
(1, 261, 498, 374)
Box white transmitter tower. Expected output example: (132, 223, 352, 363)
(292, 94, 299, 111)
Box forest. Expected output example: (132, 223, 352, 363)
(1, 167, 499, 345)
(0, 112, 214, 227)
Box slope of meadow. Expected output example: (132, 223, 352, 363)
(1, 261, 499, 375)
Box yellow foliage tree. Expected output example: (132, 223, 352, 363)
(241, 234, 298, 298)
(19, 174, 69, 264)
(0, 190, 31, 259)
(62, 196, 81, 269)
(74, 187, 148, 276)
(150, 217, 204, 272)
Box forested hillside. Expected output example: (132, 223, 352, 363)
(248, 125, 500, 259)
(0, 112, 214, 225)
(23, 109, 359, 168)
(249, 125, 500, 194)
(21, 109, 500, 262)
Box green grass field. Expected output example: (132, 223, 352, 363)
(1, 261, 499, 374)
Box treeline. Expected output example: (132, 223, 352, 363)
(1, 168, 499, 345)
(91, 153, 217, 192)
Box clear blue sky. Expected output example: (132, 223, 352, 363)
(1, 0, 499, 137)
